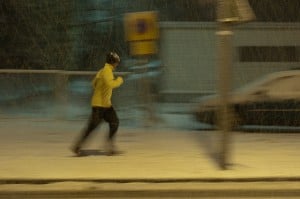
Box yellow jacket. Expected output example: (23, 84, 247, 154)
(91, 63, 123, 107)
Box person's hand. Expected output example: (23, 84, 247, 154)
(117, 76, 124, 84)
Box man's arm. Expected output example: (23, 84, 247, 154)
(103, 69, 123, 88)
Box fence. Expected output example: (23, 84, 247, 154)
(0, 69, 139, 121)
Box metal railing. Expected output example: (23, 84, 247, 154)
(0, 69, 136, 120)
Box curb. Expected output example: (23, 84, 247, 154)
(2, 177, 300, 184)
(1, 189, 300, 198)
(1, 181, 300, 198)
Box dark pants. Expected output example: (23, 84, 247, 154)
(75, 106, 119, 148)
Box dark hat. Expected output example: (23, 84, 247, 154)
(106, 52, 120, 64)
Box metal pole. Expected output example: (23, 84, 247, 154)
(136, 57, 155, 127)
(216, 0, 255, 170)
(217, 23, 233, 169)
(55, 71, 68, 119)
(216, 0, 235, 170)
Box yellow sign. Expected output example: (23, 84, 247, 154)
(129, 41, 157, 56)
(124, 11, 159, 41)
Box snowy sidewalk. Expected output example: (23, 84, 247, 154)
(0, 119, 300, 182)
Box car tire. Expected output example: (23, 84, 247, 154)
(231, 110, 243, 130)
(214, 109, 242, 130)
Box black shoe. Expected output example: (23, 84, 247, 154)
(105, 146, 124, 156)
(71, 145, 82, 156)
(106, 149, 116, 156)
(104, 141, 121, 156)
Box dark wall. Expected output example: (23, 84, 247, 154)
(1, 0, 299, 70)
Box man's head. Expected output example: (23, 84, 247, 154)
(106, 52, 120, 67)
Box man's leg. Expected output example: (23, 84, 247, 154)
(103, 107, 119, 155)
(72, 107, 103, 154)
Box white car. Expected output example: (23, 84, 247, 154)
(193, 70, 300, 127)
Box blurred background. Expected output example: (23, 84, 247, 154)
(0, 0, 300, 129)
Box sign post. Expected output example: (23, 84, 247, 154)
(216, 0, 255, 169)
(124, 11, 160, 126)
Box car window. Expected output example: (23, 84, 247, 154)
(294, 76, 300, 91)
(235, 73, 300, 98)
(236, 75, 273, 93)
(267, 75, 300, 98)
(267, 76, 297, 92)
